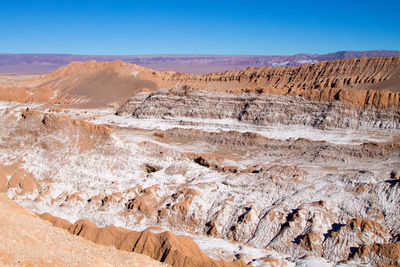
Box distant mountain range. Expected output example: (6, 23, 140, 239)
(1, 50, 399, 74)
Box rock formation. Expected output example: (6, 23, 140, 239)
(351, 243, 400, 266)
(40, 212, 246, 267)
(0, 56, 399, 266)
(117, 87, 400, 130)
(160, 57, 400, 108)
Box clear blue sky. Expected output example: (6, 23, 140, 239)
(0, 0, 399, 55)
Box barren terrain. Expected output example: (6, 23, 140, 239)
(0, 57, 399, 266)
(0, 193, 165, 267)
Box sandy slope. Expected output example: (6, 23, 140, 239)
(0, 193, 167, 267)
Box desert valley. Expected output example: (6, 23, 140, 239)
(0, 53, 399, 266)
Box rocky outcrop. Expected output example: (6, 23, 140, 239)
(0, 84, 30, 102)
(2, 108, 113, 152)
(350, 243, 400, 266)
(0, 163, 38, 195)
(321, 218, 392, 262)
(160, 57, 400, 108)
(0, 83, 54, 104)
(40, 213, 247, 267)
(117, 88, 400, 129)
(155, 128, 400, 158)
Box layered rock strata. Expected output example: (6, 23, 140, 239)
(117, 88, 400, 130)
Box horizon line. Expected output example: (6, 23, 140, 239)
(1, 49, 400, 57)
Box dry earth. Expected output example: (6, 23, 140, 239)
(0, 193, 166, 267)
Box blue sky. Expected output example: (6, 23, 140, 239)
(0, 0, 399, 55)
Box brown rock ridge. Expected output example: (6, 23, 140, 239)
(0, 193, 165, 267)
(2, 56, 399, 108)
(319, 218, 392, 262)
(162, 56, 400, 108)
(39, 213, 247, 267)
(0, 162, 38, 195)
(156, 128, 400, 157)
(351, 243, 400, 266)
(8, 108, 113, 152)
(118, 86, 400, 129)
